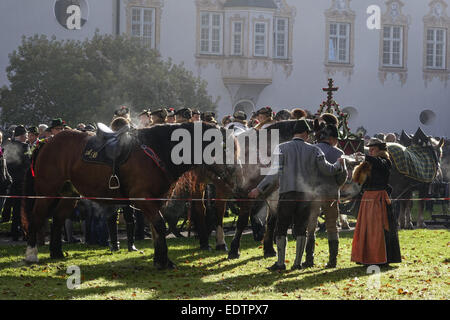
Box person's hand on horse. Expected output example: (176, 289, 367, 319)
(248, 188, 261, 199)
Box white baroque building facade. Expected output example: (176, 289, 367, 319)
(0, 0, 449, 137)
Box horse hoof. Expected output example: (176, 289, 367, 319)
(200, 245, 212, 251)
(264, 250, 277, 258)
(50, 253, 65, 260)
(155, 259, 176, 270)
(228, 251, 240, 260)
(24, 247, 39, 264)
(215, 244, 228, 252)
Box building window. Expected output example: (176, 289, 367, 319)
(232, 21, 243, 56)
(426, 28, 447, 69)
(382, 25, 404, 67)
(254, 22, 268, 57)
(131, 7, 155, 49)
(274, 17, 288, 59)
(328, 22, 350, 63)
(200, 12, 223, 55)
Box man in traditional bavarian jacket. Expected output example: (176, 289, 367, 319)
(305, 123, 347, 268)
(249, 120, 346, 271)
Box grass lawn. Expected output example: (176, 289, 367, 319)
(0, 227, 448, 300)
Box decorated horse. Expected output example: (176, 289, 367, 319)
(387, 128, 445, 229)
(21, 122, 241, 269)
(340, 128, 445, 229)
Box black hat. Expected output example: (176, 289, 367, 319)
(255, 106, 273, 116)
(114, 106, 130, 117)
(275, 109, 292, 121)
(81, 123, 96, 132)
(49, 118, 66, 129)
(293, 119, 311, 134)
(320, 113, 339, 126)
(27, 126, 39, 135)
(14, 125, 27, 137)
(192, 109, 201, 115)
(233, 110, 247, 121)
(175, 108, 192, 119)
(166, 108, 175, 117)
(151, 108, 168, 118)
(367, 138, 387, 150)
(139, 109, 150, 117)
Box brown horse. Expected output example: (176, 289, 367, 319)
(162, 165, 243, 251)
(22, 122, 240, 270)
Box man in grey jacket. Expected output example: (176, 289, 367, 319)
(304, 124, 347, 269)
(249, 120, 346, 271)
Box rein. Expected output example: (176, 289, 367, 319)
(140, 144, 174, 183)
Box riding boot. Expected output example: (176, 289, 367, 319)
(292, 236, 307, 270)
(302, 235, 315, 268)
(126, 222, 138, 252)
(267, 236, 286, 271)
(325, 239, 339, 268)
(107, 215, 120, 251)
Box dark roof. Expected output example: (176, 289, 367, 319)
(224, 0, 277, 9)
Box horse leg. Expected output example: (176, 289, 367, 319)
(24, 199, 55, 264)
(50, 200, 77, 259)
(405, 200, 414, 229)
(228, 201, 250, 259)
(151, 210, 175, 270)
(417, 200, 427, 228)
(397, 201, 406, 229)
(215, 200, 227, 251)
(263, 206, 277, 258)
(193, 198, 211, 251)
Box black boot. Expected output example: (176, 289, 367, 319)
(107, 214, 120, 252)
(325, 240, 339, 268)
(126, 222, 138, 252)
(302, 235, 315, 268)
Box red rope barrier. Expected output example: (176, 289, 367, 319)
(1, 194, 449, 202)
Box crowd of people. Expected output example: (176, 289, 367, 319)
(0, 104, 418, 270)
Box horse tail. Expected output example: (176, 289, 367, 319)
(21, 166, 35, 237)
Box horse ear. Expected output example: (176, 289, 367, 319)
(438, 138, 445, 148)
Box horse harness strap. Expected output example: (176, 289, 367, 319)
(140, 145, 173, 183)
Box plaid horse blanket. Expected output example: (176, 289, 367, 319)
(387, 143, 437, 183)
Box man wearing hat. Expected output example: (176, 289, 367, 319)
(275, 109, 292, 122)
(305, 123, 348, 269)
(151, 108, 168, 125)
(254, 106, 276, 130)
(27, 126, 39, 147)
(49, 118, 66, 136)
(226, 111, 248, 135)
(4, 125, 31, 241)
(166, 108, 176, 124)
(248, 119, 346, 271)
(138, 110, 152, 129)
(201, 111, 217, 125)
(191, 109, 201, 122)
(175, 108, 192, 124)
